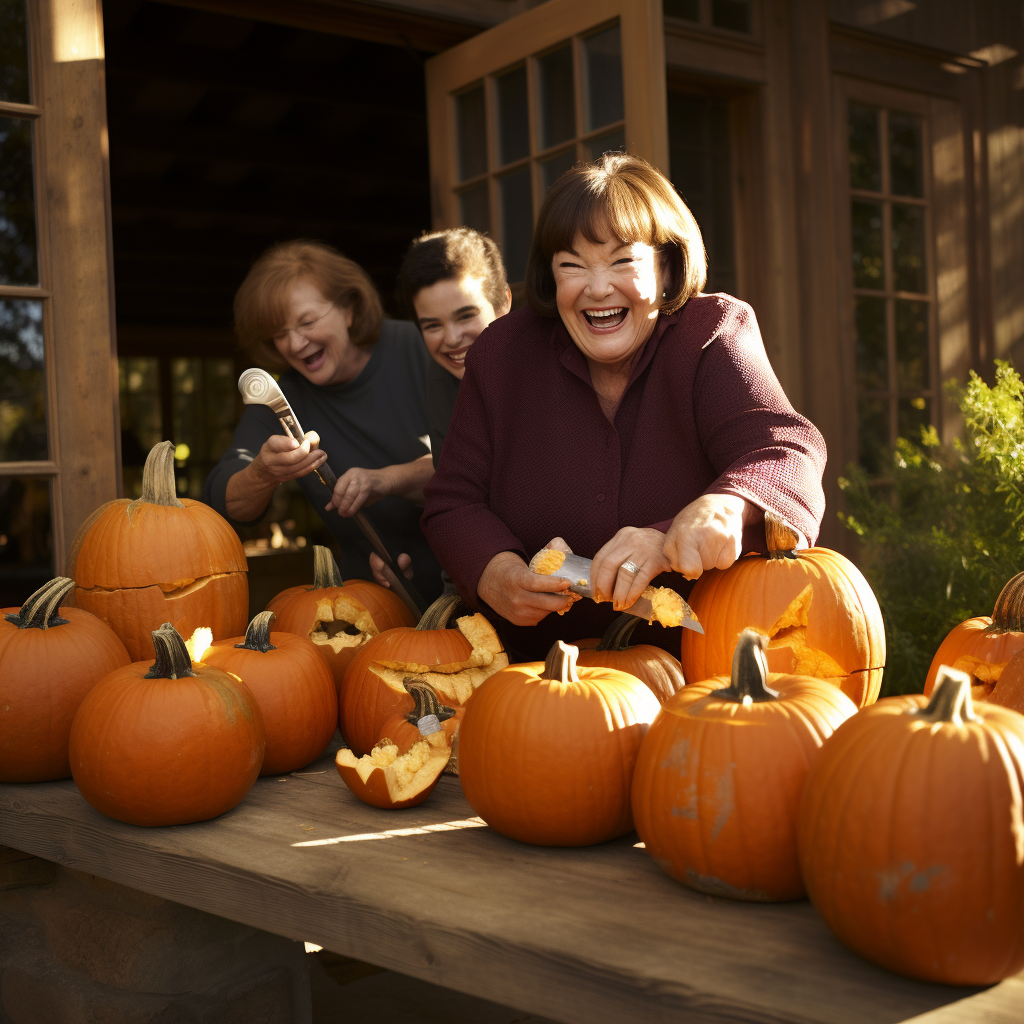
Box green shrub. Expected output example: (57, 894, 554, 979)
(839, 362, 1024, 696)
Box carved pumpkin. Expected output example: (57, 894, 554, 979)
(196, 611, 337, 775)
(68, 442, 248, 661)
(339, 593, 507, 756)
(798, 666, 1024, 985)
(0, 578, 131, 782)
(632, 630, 857, 901)
(987, 646, 1024, 714)
(266, 545, 415, 695)
(69, 623, 265, 826)
(458, 641, 660, 847)
(923, 571, 1024, 702)
(679, 512, 885, 707)
(576, 614, 685, 703)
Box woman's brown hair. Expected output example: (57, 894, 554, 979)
(234, 239, 384, 371)
(525, 153, 707, 318)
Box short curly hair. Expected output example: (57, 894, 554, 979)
(234, 239, 383, 371)
(525, 153, 707, 318)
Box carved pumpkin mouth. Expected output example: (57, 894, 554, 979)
(309, 593, 382, 654)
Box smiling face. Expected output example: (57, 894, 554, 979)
(552, 228, 664, 375)
(413, 274, 511, 379)
(271, 279, 365, 386)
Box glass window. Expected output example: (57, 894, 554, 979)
(0, 477, 53, 608)
(891, 202, 926, 293)
(897, 395, 930, 444)
(541, 147, 576, 191)
(0, 1, 31, 106)
(851, 200, 884, 289)
(848, 104, 881, 192)
(499, 167, 533, 282)
(459, 182, 490, 234)
(456, 84, 488, 181)
(664, 0, 699, 18)
(857, 397, 889, 476)
(0, 116, 39, 286)
(583, 25, 623, 132)
(0, 299, 46, 461)
(537, 45, 575, 150)
(712, 0, 751, 33)
(889, 112, 923, 198)
(585, 127, 626, 161)
(894, 299, 929, 390)
(854, 297, 887, 392)
(496, 65, 529, 166)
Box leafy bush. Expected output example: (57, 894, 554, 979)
(839, 362, 1024, 696)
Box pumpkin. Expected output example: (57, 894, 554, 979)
(68, 441, 248, 661)
(798, 666, 1024, 985)
(988, 646, 1024, 714)
(0, 577, 131, 782)
(196, 611, 337, 775)
(576, 613, 685, 703)
(377, 681, 459, 758)
(679, 511, 885, 707)
(69, 623, 265, 826)
(458, 641, 660, 846)
(632, 630, 856, 901)
(923, 570, 1024, 702)
(339, 592, 507, 756)
(266, 545, 415, 696)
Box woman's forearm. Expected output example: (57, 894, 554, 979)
(224, 459, 278, 522)
(380, 454, 434, 505)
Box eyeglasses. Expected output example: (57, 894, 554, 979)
(271, 304, 334, 345)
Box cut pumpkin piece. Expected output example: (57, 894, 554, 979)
(638, 586, 698, 629)
(529, 548, 567, 576)
(335, 731, 451, 809)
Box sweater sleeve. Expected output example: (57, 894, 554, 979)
(691, 300, 827, 548)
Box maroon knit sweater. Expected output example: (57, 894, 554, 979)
(421, 294, 827, 660)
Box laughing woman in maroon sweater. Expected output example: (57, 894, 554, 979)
(421, 154, 826, 659)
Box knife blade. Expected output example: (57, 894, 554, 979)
(528, 549, 703, 633)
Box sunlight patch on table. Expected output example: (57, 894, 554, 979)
(292, 818, 488, 847)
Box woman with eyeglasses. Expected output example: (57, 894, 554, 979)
(202, 239, 443, 600)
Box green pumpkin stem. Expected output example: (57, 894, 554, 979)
(403, 679, 456, 724)
(990, 571, 1024, 632)
(765, 509, 799, 561)
(915, 666, 976, 726)
(312, 545, 345, 589)
(595, 614, 641, 652)
(145, 623, 196, 679)
(4, 576, 74, 629)
(716, 629, 778, 704)
(543, 640, 580, 685)
(236, 611, 277, 653)
(415, 592, 462, 631)
(138, 441, 185, 509)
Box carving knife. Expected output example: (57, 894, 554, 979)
(528, 549, 703, 632)
(238, 367, 429, 617)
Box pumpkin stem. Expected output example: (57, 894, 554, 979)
(716, 629, 778, 704)
(415, 592, 462, 631)
(138, 441, 185, 508)
(543, 640, 581, 685)
(5, 577, 74, 630)
(145, 623, 196, 679)
(990, 571, 1024, 632)
(765, 509, 799, 561)
(403, 679, 456, 724)
(235, 611, 277, 653)
(595, 613, 641, 652)
(914, 665, 976, 726)
(312, 545, 345, 589)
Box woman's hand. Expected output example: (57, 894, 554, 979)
(326, 467, 392, 517)
(589, 527, 672, 611)
(253, 431, 327, 484)
(369, 551, 413, 588)
(663, 493, 752, 580)
(477, 551, 578, 626)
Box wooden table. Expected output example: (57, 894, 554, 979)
(0, 740, 1020, 1024)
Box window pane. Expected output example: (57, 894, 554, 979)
(584, 127, 626, 161)
(459, 183, 490, 234)
(538, 44, 575, 150)
(119, 356, 162, 500)
(858, 396, 890, 475)
(499, 166, 533, 282)
(0, 477, 53, 608)
(496, 65, 529, 166)
(854, 297, 888, 392)
(892, 203, 926, 293)
(0, 299, 46, 461)
(851, 200, 884, 289)
(456, 84, 487, 181)
(0, 116, 39, 286)
(664, 0, 699, 18)
(889, 112, 924, 198)
(583, 25, 623, 132)
(0, 1, 31, 105)
(898, 395, 930, 443)
(712, 0, 751, 32)
(848, 103, 881, 192)
(895, 299, 929, 391)
(541, 147, 576, 191)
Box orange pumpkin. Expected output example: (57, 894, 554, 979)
(335, 729, 451, 810)
(198, 611, 337, 775)
(576, 613, 685, 703)
(69, 623, 265, 826)
(923, 571, 1024, 702)
(0, 577, 131, 782)
(798, 666, 1024, 985)
(679, 512, 885, 707)
(267, 545, 415, 696)
(632, 630, 857, 901)
(68, 441, 248, 661)
(988, 646, 1024, 714)
(339, 593, 507, 756)
(457, 641, 660, 847)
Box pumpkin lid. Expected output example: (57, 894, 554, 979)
(4, 577, 74, 630)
